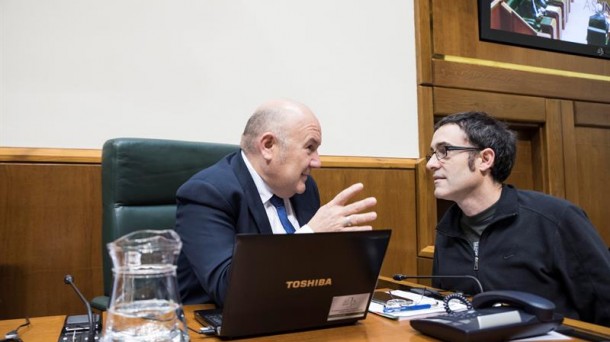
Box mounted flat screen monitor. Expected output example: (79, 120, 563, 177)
(479, 0, 610, 60)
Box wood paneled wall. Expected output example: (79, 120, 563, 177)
(311, 159, 420, 279)
(0, 153, 420, 319)
(0, 160, 103, 319)
(571, 103, 610, 244)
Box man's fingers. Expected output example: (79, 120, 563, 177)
(339, 226, 373, 232)
(329, 183, 364, 205)
(344, 197, 377, 215)
(345, 212, 377, 227)
(310, 183, 377, 233)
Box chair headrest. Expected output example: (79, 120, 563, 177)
(102, 137, 239, 204)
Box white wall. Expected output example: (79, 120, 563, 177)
(0, 0, 418, 158)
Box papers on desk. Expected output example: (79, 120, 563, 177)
(368, 289, 467, 320)
(512, 331, 571, 341)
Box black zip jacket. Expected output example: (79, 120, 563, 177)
(432, 185, 610, 326)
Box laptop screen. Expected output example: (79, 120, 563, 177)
(214, 229, 391, 338)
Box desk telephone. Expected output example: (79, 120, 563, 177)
(409, 290, 563, 342)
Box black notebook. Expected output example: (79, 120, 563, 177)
(194, 230, 391, 338)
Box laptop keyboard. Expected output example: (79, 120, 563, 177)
(203, 312, 223, 327)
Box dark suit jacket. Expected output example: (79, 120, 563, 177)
(587, 12, 609, 46)
(175, 151, 320, 306)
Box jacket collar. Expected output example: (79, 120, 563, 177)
(437, 184, 519, 236)
(231, 151, 274, 234)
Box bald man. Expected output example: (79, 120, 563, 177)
(175, 99, 377, 306)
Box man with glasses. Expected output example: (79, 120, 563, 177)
(426, 111, 610, 326)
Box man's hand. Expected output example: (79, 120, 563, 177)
(307, 183, 377, 232)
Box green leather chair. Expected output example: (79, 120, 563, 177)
(91, 137, 239, 311)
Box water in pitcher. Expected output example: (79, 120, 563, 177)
(104, 299, 187, 342)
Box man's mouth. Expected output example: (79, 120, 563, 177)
(432, 176, 446, 186)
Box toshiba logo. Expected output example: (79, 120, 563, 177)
(286, 278, 332, 289)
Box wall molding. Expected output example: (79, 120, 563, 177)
(0, 147, 419, 168)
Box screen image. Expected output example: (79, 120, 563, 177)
(479, 0, 610, 59)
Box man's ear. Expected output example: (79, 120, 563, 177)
(259, 132, 277, 161)
(479, 148, 495, 171)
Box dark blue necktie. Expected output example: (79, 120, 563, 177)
(270, 195, 296, 234)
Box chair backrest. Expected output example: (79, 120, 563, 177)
(100, 137, 240, 300)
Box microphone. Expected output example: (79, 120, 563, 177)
(392, 274, 485, 295)
(64, 274, 97, 341)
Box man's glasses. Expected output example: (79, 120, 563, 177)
(426, 145, 481, 161)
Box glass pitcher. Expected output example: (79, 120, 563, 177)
(102, 229, 189, 342)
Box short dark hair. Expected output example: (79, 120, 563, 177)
(435, 111, 516, 183)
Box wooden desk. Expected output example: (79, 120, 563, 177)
(2, 278, 609, 341)
(185, 304, 436, 341)
(3, 306, 609, 341)
(0, 306, 435, 342)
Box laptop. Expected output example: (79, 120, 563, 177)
(194, 229, 391, 338)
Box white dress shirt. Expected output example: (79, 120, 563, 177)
(241, 151, 313, 234)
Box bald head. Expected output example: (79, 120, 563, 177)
(239, 99, 322, 197)
(240, 99, 319, 154)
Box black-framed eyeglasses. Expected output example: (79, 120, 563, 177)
(426, 145, 481, 161)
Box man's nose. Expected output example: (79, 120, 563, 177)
(426, 154, 439, 170)
(310, 152, 322, 168)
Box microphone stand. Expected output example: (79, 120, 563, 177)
(64, 274, 97, 341)
(392, 274, 485, 295)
